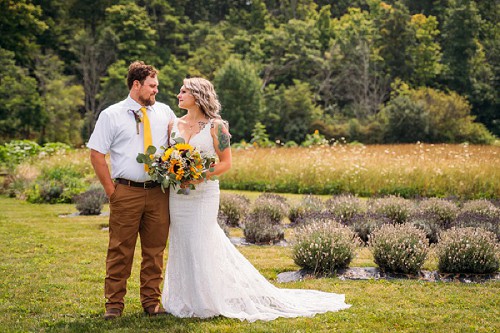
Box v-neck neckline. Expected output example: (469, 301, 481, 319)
(175, 118, 209, 144)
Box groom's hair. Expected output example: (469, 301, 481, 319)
(127, 61, 158, 90)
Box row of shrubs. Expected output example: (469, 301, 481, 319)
(215, 193, 499, 275)
(294, 221, 498, 276)
(219, 193, 500, 243)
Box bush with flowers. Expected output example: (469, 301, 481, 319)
(137, 138, 215, 194)
(325, 195, 367, 224)
(251, 193, 289, 224)
(369, 196, 415, 224)
(292, 221, 361, 275)
(219, 193, 251, 227)
(436, 227, 499, 274)
(288, 194, 325, 224)
(369, 223, 429, 274)
(243, 212, 285, 244)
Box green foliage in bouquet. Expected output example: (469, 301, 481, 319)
(137, 136, 216, 194)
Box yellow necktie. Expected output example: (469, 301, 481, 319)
(140, 107, 152, 171)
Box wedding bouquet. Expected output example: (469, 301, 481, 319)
(136, 136, 216, 194)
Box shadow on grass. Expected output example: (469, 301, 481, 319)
(44, 313, 236, 333)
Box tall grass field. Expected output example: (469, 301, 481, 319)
(221, 143, 500, 199)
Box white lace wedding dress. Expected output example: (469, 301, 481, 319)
(162, 119, 351, 322)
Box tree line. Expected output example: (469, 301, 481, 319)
(0, 0, 498, 145)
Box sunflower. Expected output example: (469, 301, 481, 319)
(169, 159, 182, 174)
(174, 143, 194, 152)
(161, 147, 174, 161)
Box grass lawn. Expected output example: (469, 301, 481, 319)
(1, 195, 499, 333)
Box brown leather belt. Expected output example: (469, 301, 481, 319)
(115, 178, 160, 189)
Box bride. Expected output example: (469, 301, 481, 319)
(161, 77, 351, 322)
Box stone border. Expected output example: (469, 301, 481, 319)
(277, 267, 500, 284)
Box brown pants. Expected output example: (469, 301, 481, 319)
(105, 183, 169, 311)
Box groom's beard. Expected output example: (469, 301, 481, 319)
(139, 95, 156, 106)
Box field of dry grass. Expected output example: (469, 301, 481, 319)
(221, 143, 500, 199)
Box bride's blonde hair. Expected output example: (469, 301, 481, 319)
(183, 77, 222, 120)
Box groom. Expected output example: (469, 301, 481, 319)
(88, 61, 176, 319)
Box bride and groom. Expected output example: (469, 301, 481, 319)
(88, 61, 350, 322)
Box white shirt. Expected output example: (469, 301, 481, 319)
(87, 95, 176, 182)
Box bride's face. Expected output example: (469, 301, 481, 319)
(177, 86, 196, 110)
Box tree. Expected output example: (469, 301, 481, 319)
(71, 27, 117, 139)
(187, 23, 233, 79)
(441, 0, 481, 94)
(0, 48, 44, 141)
(104, 3, 158, 64)
(263, 80, 322, 143)
(407, 14, 443, 87)
(320, 7, 389, 119)
(371, 1, 415, 82)
(257, 18, 322, 88)
(213, 57, 263, 142)
(0, 0, 47, 66)
(35, 52, 84, 145)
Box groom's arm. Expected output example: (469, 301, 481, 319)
(90, 149, 115, 198)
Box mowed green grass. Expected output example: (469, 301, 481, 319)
(1, 196, 499, 333)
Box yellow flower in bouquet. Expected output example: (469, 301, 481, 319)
(137, 136, 216, 194)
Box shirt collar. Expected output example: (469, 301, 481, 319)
(125, 95, 155, 112)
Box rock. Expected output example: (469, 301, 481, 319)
(277, 267, 500, 283)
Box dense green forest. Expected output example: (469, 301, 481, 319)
(0, 0, 498, 145)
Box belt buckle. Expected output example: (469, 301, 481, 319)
(144, 181, 148, 189)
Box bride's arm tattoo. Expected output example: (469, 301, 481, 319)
(217, 124, 230, 151)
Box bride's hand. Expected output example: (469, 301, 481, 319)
(180, 179, 203, 188)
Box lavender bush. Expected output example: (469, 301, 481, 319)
(325, 195, 367, 224)
(292, 221, 361, 275)
(369, 196, 415, 224)
(369, 223, 429, 274)
(219, 193, 250, 227)
(436, 227, 499, 274)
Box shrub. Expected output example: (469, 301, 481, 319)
(452, 211, 500, 242)
(407, 198, 459, 244)
(369, 196, 415, 224)
(407, 211, 442, 244)
(219, 193, 250, 227)
(453, 200, 500, 240)
(288, 195, 325, 224)
(217, 211, 230, 236)
(292, 211, 338, 226)
(325, 195, 367, 224)
(460, 199, 500, 217)
(349, 213, 391, 244)
(301, 130, 329, 147)
(2, 140, 41, 167)
(284, 141, 298, 147)
(292, 221, 361, 275)
(417, 198, 458, 229)
(75, 185, 108, 215)
(369, 223, 429, 274)
(436, 227, 499, 274)
(243, 213, 284, 244)
(26, 165, 88, 203)
(40, 142, 72, 156)
(252, 193, 289, 224)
